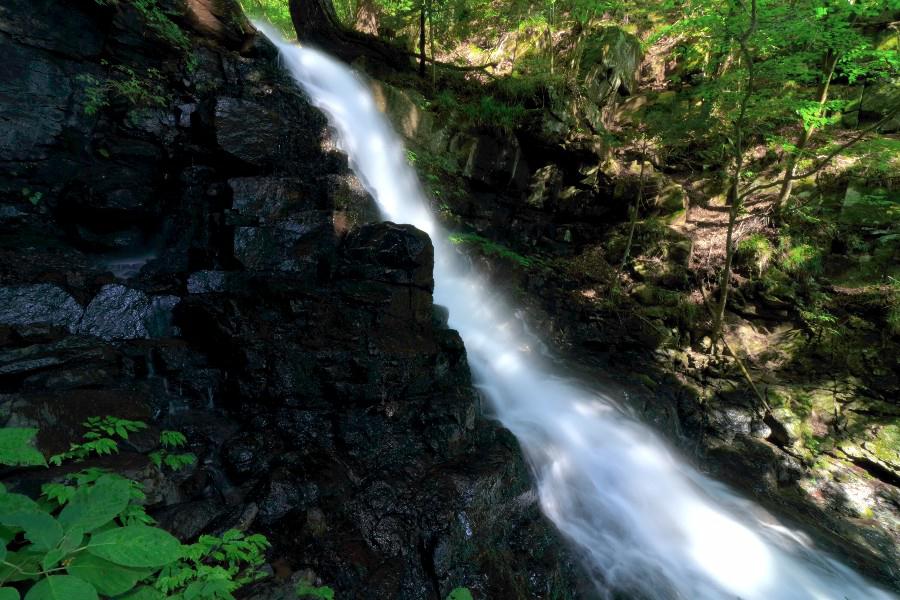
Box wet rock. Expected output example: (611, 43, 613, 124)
(256, 476, 318, 526)
(223, 431, 271, 481)
(341, 222, 434, 290)
(0, 284, 84, 330)
(216, 97, 288, 168)
(233, 221, 332, 273)
(527, 164, 564, 210)
(0, 18, 80, 164)
(579, 27, 643, 97)
(157, 498, 226, 540)
(0, 336, 119, 390)
(230, 177, 325, 223)
(455, 131, 529, 191)
(214, 96, 328, 171)
(325, 173, 380, 233)
(78, 284, 179, 340)
(187, 270, 229, 294)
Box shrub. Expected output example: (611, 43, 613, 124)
(780, 240, 823, 277)
(0, 424, 266, 600)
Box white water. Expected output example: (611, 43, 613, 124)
(260, 26, 897, 600)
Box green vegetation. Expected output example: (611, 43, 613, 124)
(296, 580, 335, 599)
(449, 232, 542, 268)
(94, 0, 189, 48)
(0, 424, 267, 600)
(241, 0, 295, 35)
(78, 65, 168, 117)
(735, 233, 774, 277)
(49, 416, 148, 466)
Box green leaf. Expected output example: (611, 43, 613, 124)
(0, 429, 45, 467)
(117, 586, 165, 600)
(0, 512, 62, 551)
(41, 548, 66, 572)
(23, 576, 98, 600)
(58, 475, 130, 533)
(296, 581, 335, 600)
(0, 543, 6, 562)
(87, 525, 181, 568)
(0, 551, 45, 582)
(183, 578, 234, 600)
(0, 588, 20, 600)
(58, 526, 84, 554)
(447, 588, 473, 600)
(67, 554, 152, 596)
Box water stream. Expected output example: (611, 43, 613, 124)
(260, 26, 895, 600)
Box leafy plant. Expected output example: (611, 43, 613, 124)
(95, 0, 188, 49)
(149, 432, 196, 472)
(78, 65, 168, 117)
(779, 238, 823, 277)
(0, 427, 270, 600)
(19, 189, 43, 206)
(449, 232, 542, 268)
(447, 588, 474, 600)
(296, 580, 335, 599)
(49, 417, 147, 466)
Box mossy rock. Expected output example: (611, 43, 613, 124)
(655, 182, 687, 214)
(735, 233, 774, 276)
(840, 184, 900, 227)
(632, 284, 657, 306)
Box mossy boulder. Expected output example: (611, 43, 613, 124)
(840, 183, 899, 227)
(735, 233, 774, 276)
(655, 182, 687, 214)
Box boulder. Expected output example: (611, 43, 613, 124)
(78, 284, 179, 340)
(0, 284, 84, 330)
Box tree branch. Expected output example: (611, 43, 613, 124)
(739, 102, 900, 202)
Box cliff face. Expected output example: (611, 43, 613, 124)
(0, 1, 584, 597)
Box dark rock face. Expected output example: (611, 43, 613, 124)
(0, 1, 583, 598)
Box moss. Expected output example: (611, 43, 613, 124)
(567, 246, 614, 282)
(780, 241, 823, 276)
(735, 233, 774, 276)
(635, 374, 658, 390)
(871, 424, 900, 465)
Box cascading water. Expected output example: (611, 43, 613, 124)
(259, 25, 896, 600)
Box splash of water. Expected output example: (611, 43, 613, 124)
(259, 25, 896, 600)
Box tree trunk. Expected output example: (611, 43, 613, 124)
(773, 51, 838, 216)
(428, 0, 436, 88)
(353, 0, 380, 35)
(619, 151, 647, 273)
(712, 179, 741, 349)
(289, 0, 342, 40)
(288, 0, 410, 69)
(418, 1, 427, 76)
(711, 0, 756, 350)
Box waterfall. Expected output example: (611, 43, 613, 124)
(258, 25, 895, 600)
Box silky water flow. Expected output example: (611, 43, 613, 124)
(259, 25, 896, 600)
